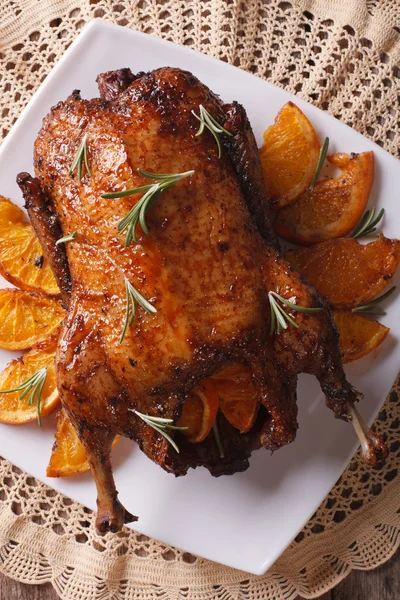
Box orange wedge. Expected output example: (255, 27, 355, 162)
(47, 409, 120, 477)
(0, 336, 59, 424)
(333, 311, 389, 363)
(178, 379, 219, 443)
(0, 196, 59, 295)
(260, 102, 320, 208)
(0, 289, 64, 350)
(275, 152, 374, 245)
(285, 236, 400, 308)
(212, 363, 258, 433)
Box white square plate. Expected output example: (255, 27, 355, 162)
(0, 19, 399, 575)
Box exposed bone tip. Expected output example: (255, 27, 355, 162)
(16, 171, 32, 186)
(350, 404, 388, 468)
(96, 499, 137, 534)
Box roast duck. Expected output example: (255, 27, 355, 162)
(17, 67, 387, 533)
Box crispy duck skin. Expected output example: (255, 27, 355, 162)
(17, 67, 385, 533)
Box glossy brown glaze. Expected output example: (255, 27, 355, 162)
(19, 67, 363, 532)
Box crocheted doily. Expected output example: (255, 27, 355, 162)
(0, 2, 399, 599)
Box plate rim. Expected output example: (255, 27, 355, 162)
(0, 18, 398, 576)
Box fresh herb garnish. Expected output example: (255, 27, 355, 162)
(269, 291, 322, 335)
(131, 409, 187, 453)
(352, 208, 384, 239)
(191, 105, 233, 158)
(310, 137, 329, 191)
(0, 368, 47, 426)
(120, 279, 157, 343)
(352, 286, 396, 316)
(102, 169, 194, 246)
(68, 133, 91, 180)
(212, 420, 224, 458)
(56, 231, 78, 245)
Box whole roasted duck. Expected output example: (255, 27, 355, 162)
(17, 67, 386, 533)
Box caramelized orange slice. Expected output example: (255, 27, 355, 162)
(260, 102, 320, 208)
(47, 409, 120, 477)
(285, 236, 400, 308)
(178, 379, 219, 443)
(333, 311, 389, 363)
(0, 336, 59, 424)
(212, 363, 258, 433)
(275, 152, 374, 245)
(0, 196, 59, 295)
(0, 289, 64, 350)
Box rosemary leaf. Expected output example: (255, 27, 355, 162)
(191, 105, 233, 158)
(101, 169, 194, 246)
(0, 367, 47, 426)
(68, 134, 91, 180)
(131, 409, 187, 453)
(268, 291, 322, 335)
(56, 231, 78, 245)
(310, 137, 329, 191)
(102, 184, 154, 199)
(352, 286, 396, 316)
(352, 208, 384, 239)
(120, 279, 157, 343)
(277, 295, 323, 313)
(212, 420, 225, 458)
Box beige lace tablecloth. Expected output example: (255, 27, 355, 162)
(0, 2, 399, 599)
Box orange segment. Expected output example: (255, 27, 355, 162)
(285, 236, 400, 308)
(333, 311, 389, 363)
(212, 363, 258, 433)
(0, 336, 59, 424)
(178, 379, 219, 443)
(260, 102, 320, 208)
(0, 196, 59, 295)
(47, 409, 120, 477)
(0, 289, 64, 350)
(275, 152, 374, 245)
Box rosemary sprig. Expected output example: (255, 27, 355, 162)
(68, 133, 91, 180)
(131, 409, 187, 453)
(0, 368, 47, 426)
(352, 208, 384, 239)
(352, 286, 396, 316)
(310, 137, 329, 191)
(191, 105, 233, 158)
(56, 231, 78, 245)
(213, 420, 224, 458)
(102, 169, 194, 246)
(120, 279, 157, 343)
(269, 291, 322, 335)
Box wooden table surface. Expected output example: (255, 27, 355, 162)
(0, 551, 398, 599)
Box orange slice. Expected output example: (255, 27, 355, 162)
(260, 102, 320, 208)
(0, 289, 64, 350)
(178, 379, 219, 443)
(0, 196, 59, 295)
(0, 336, 59, 424)
(47, 409, 120, 477)
(333, 311, 389, 363)
(212, 363, 258, 433)
(285, 236, 400, 308)
(275, 152, 374, 245)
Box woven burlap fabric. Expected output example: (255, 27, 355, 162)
(0, 1, 399, 599)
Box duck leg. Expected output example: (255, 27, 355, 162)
(75, 423, 136, 533)
(222, 102, 388, 465)
(264, 248, 388, 464)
